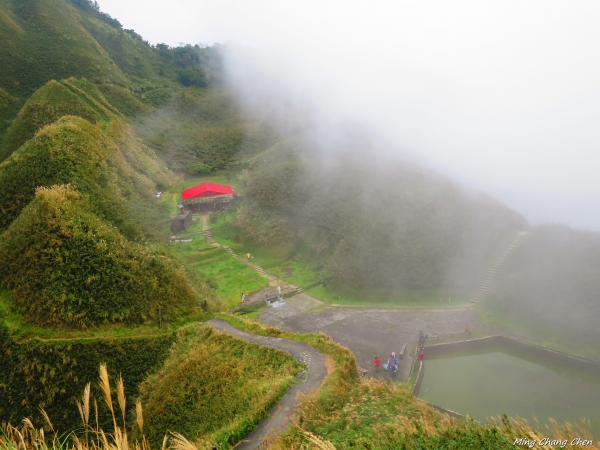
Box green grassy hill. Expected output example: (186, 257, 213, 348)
(0, 79, 113, 162)
(0, 185, 197, 327)
(0, 0, 126, 100)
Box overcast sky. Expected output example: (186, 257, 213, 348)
(97, 0, 600, 230)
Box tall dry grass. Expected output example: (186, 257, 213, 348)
(0, 365, 200, 450)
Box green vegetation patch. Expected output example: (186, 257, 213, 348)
(98, 84, 153, 118)
(138, 324, 302, 448)
(0, 87, 22, 134)
(168, 235, 268, 308)
(0, 185, 198, 327)
(136, 87, 279, 172)
(291, 378, 515, 449)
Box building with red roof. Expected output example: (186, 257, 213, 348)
(181, 182, 236, 211)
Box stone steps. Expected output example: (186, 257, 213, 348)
(470, 231, 528, 303)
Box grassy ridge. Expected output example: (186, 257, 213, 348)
(0, 79, 110, 162)
(139, 324, 302, 449)
(0, 115, 116, 230)
(0, 185, 198, 327)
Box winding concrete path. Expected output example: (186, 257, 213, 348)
(202, 319, 327, 450)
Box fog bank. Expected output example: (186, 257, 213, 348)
(98, 0, 600, 229)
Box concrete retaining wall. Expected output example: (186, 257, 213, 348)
(425, 335, 600, 374)
(411, 361, 424, 396)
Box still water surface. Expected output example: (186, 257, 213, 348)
(418, 347, 600, 438)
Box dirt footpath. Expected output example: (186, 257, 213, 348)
(258, 295, 478, 381)
(203, 319, 327, 450)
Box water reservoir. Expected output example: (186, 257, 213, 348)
(417, 338, 600, 438)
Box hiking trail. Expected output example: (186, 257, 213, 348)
(202, 319, 327, 450)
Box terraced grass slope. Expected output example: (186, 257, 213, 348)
(0, 324, 177, 433)
(0, 185, 197, 327)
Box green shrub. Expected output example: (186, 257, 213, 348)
(177, 67, 207, 87)
(0, 185, 198, 327)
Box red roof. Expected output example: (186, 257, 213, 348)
(181, 183, 235, 200)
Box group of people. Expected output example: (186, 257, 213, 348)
(373, 352, 399, 374)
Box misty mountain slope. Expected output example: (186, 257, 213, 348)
(0, 185, 197, 328)
(489, 224, 600, 342)
(231, 136, 527, 290)
(135, 86, 281, 172)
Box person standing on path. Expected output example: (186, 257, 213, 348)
(241, 293, 246, 304)
(247, 252, 251, 261)
(374, 356, 380, 372)
(278, 285, 282, 300)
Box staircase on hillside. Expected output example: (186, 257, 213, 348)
(470, 231, 529, 303)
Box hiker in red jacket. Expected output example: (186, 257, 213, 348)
(374, 356, 381, 372)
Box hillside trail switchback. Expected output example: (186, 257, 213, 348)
(202, 319, 328, 450)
